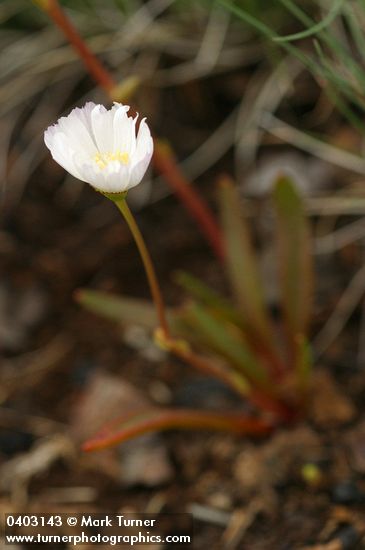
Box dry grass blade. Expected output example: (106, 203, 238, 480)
(261, 112, 365, 175)
(314, 218, 365, 254)
(234, 58, 302, 174)
(313, 262, 365, 358)
(305, 196, 365, 216)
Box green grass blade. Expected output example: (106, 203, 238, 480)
(345, 5, 365, 65)
(274, 0, 345, 43)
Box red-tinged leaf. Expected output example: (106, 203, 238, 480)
(219, 177, 275, 351)
(82, 408, 272, 452)
(272, 176, 313, 341)
(178, 301, 270, 386)
(175, 270, 243, 326)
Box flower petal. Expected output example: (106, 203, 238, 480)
(44, 102, 153, 193)
(104, 162, 131, 192)
(44, 130, 84, 180)
(70, 101, 96, 137)
(54, 105, 98, 156)
(91, 104, 115, 153)
(113, 105, 136, 155)
(133, 118, 153, 164)
(129, 154, 152, 189)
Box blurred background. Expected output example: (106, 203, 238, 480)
(2, 1, 365, 548)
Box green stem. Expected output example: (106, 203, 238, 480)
(114, 198, 170, 338)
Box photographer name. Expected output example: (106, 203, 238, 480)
(81, 515, 157, 528)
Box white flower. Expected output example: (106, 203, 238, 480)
(44, 102, 153, 194)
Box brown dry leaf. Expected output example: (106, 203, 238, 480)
(345, 421, 365, 474)
(70, 371, 151, 442)
(300, 542, 341, 550)
(71, 371, 173, 487)
(234, 426, 324, 492)
(309, 370, 356, 428)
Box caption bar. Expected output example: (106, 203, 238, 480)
(3, 513, 193, 546)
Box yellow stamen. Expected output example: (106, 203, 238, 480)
(94, 150, 129, 169)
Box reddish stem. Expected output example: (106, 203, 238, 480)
(45, 0, 115, 94)
(37, 0, 225, 262)
(153, 142, 225, 262)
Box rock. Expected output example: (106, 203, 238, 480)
(336, 525, 360, 550)
(118, 436, 173, 487)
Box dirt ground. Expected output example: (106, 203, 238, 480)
(1, 162, 365, 549)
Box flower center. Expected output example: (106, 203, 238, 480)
(94, 150, 129, 170)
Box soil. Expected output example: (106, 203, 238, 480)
(1, 157, 365, 550)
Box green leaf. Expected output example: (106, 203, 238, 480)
(82, 408, 272, 451)
(219, 177, 274, 350)
(175, 270, 242, 326)
(179, 301, 269, 386)
(294, 334, 312, 393)
(272, 176, 313, 340)
(75, 288, 174, 330)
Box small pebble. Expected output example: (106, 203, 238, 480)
(331, 480, 365, 505)
(336, 524, 359, 549)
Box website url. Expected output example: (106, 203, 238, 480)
(6, 532, 191, 546)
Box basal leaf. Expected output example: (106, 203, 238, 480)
(175, 270, 242, 325)
(219, 177, 275, 350)
(179, 301, 269, 386)
(82, 408, 272, 451)
(75, 288, 174, 330)
(272, 176, 313, 340)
